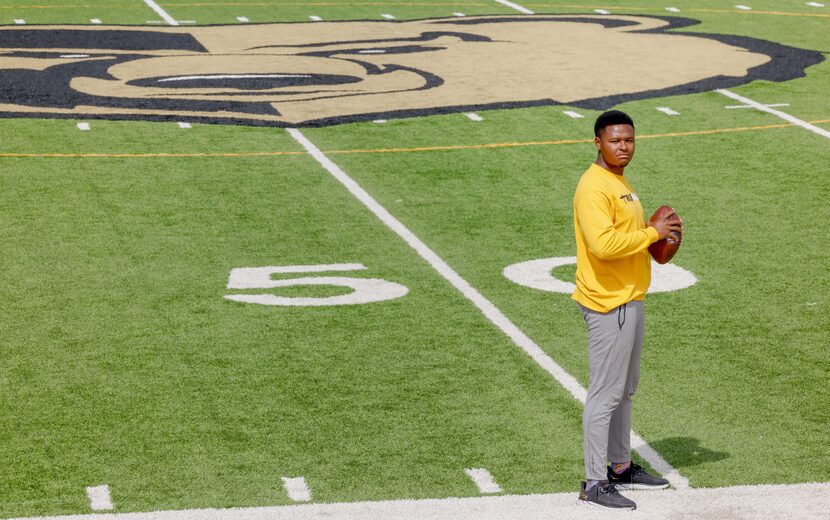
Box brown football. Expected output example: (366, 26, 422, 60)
(647, 205, 682, 264)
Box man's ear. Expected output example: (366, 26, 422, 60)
(594, 135, 601, 150)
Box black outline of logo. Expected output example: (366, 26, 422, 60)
(0, 15, 822, 127)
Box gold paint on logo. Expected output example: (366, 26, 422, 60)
(0, 16, 802, 126)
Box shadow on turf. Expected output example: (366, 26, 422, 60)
(649, 437, 730, 468)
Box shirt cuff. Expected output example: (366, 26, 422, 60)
(645, 226, 660, 244)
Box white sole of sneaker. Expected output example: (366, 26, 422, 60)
(615, 483, 670, 490)
(577, 498, 637, 510)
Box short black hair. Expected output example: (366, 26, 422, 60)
(594, 110, 634, 137)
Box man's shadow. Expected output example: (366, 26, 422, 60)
(648, 437, 729, 467)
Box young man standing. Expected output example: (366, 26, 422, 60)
(572, 110, 682, 509)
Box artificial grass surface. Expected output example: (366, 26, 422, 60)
(0, 0, 828, 517)
(318, 120, 830, 488)
(0, 149, 588, 518)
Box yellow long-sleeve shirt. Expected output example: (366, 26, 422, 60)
(572, 163, 660, 313)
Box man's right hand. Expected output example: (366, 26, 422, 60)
(648, 212, 683, 240)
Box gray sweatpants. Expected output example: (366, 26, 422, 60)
(579, 300, 644, 481)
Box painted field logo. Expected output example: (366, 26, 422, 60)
(0, 15, 821, 126)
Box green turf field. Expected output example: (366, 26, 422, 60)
(0, 1, 828, 518)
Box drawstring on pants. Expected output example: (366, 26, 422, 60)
(617, 303, 627, 330)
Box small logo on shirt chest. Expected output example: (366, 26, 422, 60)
(619, 193, 640, 203)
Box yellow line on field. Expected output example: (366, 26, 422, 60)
(323, 139, 594, 155)
(0, 150, 306, 157)
(0, 3, 139, 9)
(2, 119, 828, 159)
(326, 137, 593, 154)
(324, 121, 824, 155)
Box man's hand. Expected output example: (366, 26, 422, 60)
(648, 212, 683, 240)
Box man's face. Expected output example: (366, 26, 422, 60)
(595, 124, 636, 169)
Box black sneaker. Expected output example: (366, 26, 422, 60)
(607, 463, 670, 490)
(578, 480, 637, 510)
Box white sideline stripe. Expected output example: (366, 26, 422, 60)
(806, 2, 825, 7)
(453, 12, 466, 16)
(735, 4, 752, 10)
(563, 110, 584, 119)
(594, 9, 610, 14)
(237, 16, 249, 22)
(465, 468, 502, 494)
(90, 18, 102, 24)
(85, 485, 113, 511)
(381, 13, 396, 19)
(16, 482, 830, 520)
(716, 89, 830, 140)
(285, 128, 688, 490)
(665, 7, 680, 12)
(76, 122, 90, 131)
(309, 16, 322, 21)
(281, 477, 311, 502)
(464, 112, 483, 121)
(143, 0, 179, 26)
(373, 119, 387, 124)
(177, 122, 191, 129)
(14, 19, 25, 24)
(656, 106, 680, 115)
(494, 0, 534, 15)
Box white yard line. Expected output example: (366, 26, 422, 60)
(14, 482, 830, 520)
(85, 485, 113, 511)
(464, 112, 484, 121)
(142, 0, 179, 26)
(465, 468, 502, 494)
(493, 0, 534, 15)
(285, 128, 688, 490)
(725, 103, 790, 109)
(281, 477, 312, 503)
(563, 110, 584, 119)
(716, 89, 830, 140)
(656, 107, 680, 115)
